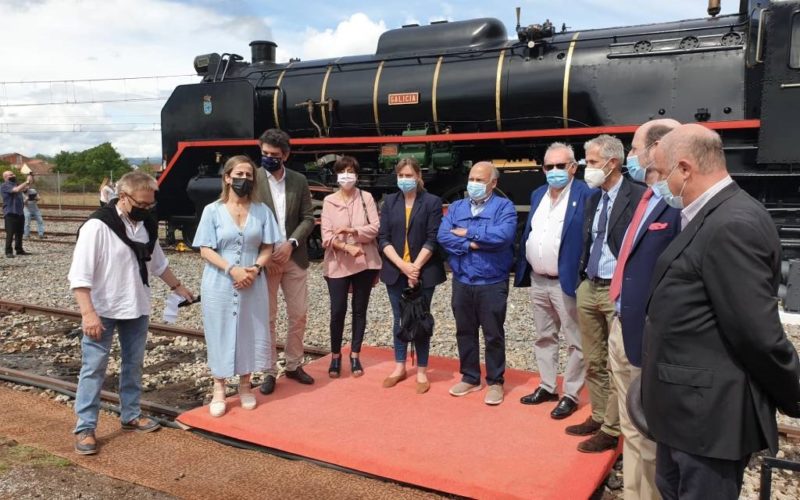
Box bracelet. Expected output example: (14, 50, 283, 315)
(170, 282, 181, 291)
(225, 264, 235, 275)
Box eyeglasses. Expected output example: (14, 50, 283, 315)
(542, 162, 574, 172)
(124, 194, 157, 210)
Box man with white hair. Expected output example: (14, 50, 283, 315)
(567, 135, 645, 453)
(642, 124, 800, 498)
(438, 161, 517, 405)
(68, 171, 195, 455)
(515, 142, 595, 419)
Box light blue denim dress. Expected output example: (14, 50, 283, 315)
(193, 201, 281, 378)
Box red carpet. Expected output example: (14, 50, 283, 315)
(178, 346, 619, 499)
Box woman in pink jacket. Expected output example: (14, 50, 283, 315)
(321, 156, 381, 378)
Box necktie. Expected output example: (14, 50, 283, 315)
(609, 188, 654, 301)
(586, 193, 610, 280)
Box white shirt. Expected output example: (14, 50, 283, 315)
(268, 169, 288, 240)
(68, 208, 168, 319)
(681, 176, 734, 229)
(100, 185, 115, 203)
(526, 182, 572, 276)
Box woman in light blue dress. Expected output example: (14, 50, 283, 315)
(193, 155, 281, 417)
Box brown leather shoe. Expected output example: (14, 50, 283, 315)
(565, 416, 602, 436)
(74, 429, 97, 455)
(382, 371, 407, 388)
(416, 380, 430, 394)
(577, 430, 619, 453)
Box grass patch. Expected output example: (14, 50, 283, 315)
(0, 442, 72, 474)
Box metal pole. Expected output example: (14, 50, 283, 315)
(57, 171, 62, 215)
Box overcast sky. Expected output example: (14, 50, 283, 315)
(0, 0, 739, 160)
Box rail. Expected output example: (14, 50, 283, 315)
(0, 299, 331, 357)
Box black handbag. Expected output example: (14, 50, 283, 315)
(398, 284, 434, 343)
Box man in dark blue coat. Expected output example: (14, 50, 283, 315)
(607, 119, 680, 500)
(438, 161, 517, 406)
(514, 143, 595, 419)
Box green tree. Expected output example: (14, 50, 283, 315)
(53, 142, 132, 189)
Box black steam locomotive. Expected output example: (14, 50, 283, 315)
(157, 0, 799, 261)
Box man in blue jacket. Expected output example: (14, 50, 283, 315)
(438, 161, 517, 405)
(514, 143, 596, 419)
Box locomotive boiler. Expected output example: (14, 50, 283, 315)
(157, 0, 800, 264)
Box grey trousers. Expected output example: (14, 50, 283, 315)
(529, 272, 584, 401)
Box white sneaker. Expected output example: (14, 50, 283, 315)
(240, 392, 257, 410)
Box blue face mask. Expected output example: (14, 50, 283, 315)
(545, 170, 570, 189)
(466, 181, 487, 200)
(652, 165, 686, 209)
(261, 155, 282, 172)
(397, 178, 417, 193)
(626, 155, 647, 183)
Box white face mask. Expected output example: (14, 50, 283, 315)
(337, 172, 357, 189)
(584, 160, 611, 189)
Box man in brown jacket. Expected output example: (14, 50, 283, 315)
(256, 129, 316, 394)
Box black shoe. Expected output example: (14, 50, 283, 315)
(285, 366, 314, 385)
(5, 253, 13, 259)
(350, 355, 364, 378)
(16, 250, 31, 256)
(550, 396, 579, 419)
(328, 356, 341, 378)
(520, 387, 559, 405)
(259, 374, 276, 395)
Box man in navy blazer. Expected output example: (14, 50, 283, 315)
(607, 119, 681, 500)
(514, 143, 595, 419)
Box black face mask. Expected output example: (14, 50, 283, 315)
(261, 156, 282, 172)
(128, 206, 152, 222)
(231, 177, 254, 197)
(8, 176, 16, 183)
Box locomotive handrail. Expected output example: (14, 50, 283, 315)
(755, 8, 769, 64)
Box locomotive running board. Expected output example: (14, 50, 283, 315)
(159, 119, 760, 186)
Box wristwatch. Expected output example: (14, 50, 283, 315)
(253, 263, 263, 274)
(289, 238, 299, 249)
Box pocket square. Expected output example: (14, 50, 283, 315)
(648, 222, 668, 231)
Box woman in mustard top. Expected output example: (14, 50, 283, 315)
(377, 158, 446, 394)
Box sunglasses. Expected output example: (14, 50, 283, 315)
(542, 162, 574, 172)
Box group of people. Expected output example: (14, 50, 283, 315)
(2, 171, 45, 257)
(67, 125, 800, 500)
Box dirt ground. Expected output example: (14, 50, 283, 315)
(0, 436, 173, 499)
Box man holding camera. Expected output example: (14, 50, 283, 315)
(1, 170, 31, 258)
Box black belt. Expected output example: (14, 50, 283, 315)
(534, 273, 559, 280)
(587, 276, 612, 286)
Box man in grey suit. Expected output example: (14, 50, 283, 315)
(256, 129, 317, 394)
(642, 124, 800, 499)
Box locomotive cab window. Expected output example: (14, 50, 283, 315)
(792, 13, 800, 69)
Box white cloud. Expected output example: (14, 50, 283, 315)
(298, 13, 387, 61)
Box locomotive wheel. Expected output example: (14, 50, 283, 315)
(180, 223, 197, 248)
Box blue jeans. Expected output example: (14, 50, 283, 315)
(74, 315, 149, 433)
(23, 206, 44, 237)
(386, 277, 435, 367)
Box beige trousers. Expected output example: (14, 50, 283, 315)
(266, 259, 308, 374)
(609, 317, 659, 500)
(576, 279, 620, 437)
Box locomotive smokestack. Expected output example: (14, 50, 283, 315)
(707, 0, 721, 17)
(250, 40, 277, 65)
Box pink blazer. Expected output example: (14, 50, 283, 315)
(321, 188, 381, 278)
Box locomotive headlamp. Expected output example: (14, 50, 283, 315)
(194, 53, 221, 75)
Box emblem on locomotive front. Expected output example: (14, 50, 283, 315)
(203, 95, 213, 115)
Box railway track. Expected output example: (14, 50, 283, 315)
(0, 299, 330, 355)
(0, 299, 330, 419)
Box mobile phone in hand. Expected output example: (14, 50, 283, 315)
(178, 295, 201, 307)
